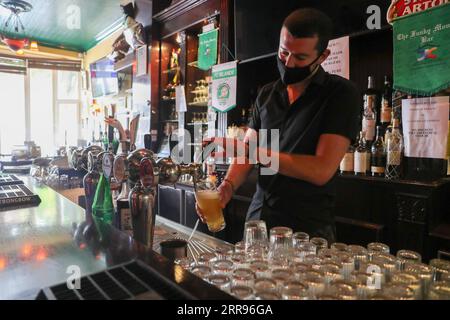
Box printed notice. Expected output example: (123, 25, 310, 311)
(402, 96, 449, 159)
(322, 36, 350, 79)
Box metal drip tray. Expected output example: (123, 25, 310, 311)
(36, 260, 196, 300)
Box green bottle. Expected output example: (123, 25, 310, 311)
(92, 153, 115, 240)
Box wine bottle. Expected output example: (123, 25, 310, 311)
(386, 119, 403, 180)
(380, 76, 393, 133)
(340, 143, 355, 175)
(362, 76, 378, 144)
(371, 126, 386, 177)
(354, 131, 368, 176)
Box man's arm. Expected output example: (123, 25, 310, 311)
(257, 133, 350, 186)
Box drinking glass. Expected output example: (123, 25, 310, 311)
(292, 232, 310, 247)
(232, 268, 256, 287)
(230, 285, 254, 300)
(191, 265, 212, 280)
(310, 237, 328, 252)
(427, 281, 450, 300)
(330, 242, 348, 252)
(281, 281, 309, 300)
(390, 271, 422, 299)
(212, 259, 234, 276)
(429, 259, 450, 281)
(249, 260, 271, 278)
(243, 220, 268, 255)
(195, 178, 225, 233)
(254, 278, 277, 293)
(268, 227, 293, 266)
(396, 250, 422, 270)
(207, 274, 231, 292)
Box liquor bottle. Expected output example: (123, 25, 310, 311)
(380, 76, 393, 133)
(362, 76, 378, 144)
(354, 131, 368, 176)
(384, 111, 395, 144)
(371, 126, 386, 177)
(386, 119, 403, 180)
(340, 143, 355, 174)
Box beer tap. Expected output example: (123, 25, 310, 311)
(129, 157, 156, 247)
(121, 148, 206, 249)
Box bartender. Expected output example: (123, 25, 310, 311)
(197, 8, 360, 243)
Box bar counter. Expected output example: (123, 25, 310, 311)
(0, 176, 233, 300)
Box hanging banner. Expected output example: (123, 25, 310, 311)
(198, 29, 218, 71)
(211, 61, 237, 113)
(322, 36, 350, 80)
(402, 96, 449, 159)
(393, 3, 450, 95)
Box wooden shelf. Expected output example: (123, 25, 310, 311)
(188, 101, 208, 107)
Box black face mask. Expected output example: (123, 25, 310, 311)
(277, 54, 322, 85)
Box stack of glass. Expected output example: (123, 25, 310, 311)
(175, 220, 450, 300)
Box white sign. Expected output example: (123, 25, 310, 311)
(402, 96, 449, 159)
(211, 61, 237, 113)
(136, 45, 148, 77)
(322, 36, 350, 80)
(175, 85, 187, 112)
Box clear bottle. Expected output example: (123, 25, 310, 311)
(371, 126, 386, 177)
(386, 119, 403, 180)
(384, 111, 395, 144)
(340, 144, 355, 175)
(380, 76, 393, 133)
(354, 131, 368, 176)
(362, 76, 378, 144)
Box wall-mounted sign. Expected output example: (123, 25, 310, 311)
(393, 3, 450, 95)
(198, 29, 218, 71)
(402, 96, 449, 159)
(211, 61, 237, 113)
(322, 36, 350, 80)
(387, 0, 448, 23)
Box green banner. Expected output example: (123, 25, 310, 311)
(393, 3, 450, 95)
(198, 29, 218, 71)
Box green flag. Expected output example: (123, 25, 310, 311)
(198, 29, 218, 71)
(393, 3, 450, 95)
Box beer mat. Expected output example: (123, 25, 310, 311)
(0, 174, 23, 186)
(0, 184, 41, 210)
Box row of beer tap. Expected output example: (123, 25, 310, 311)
(69, 115, 209, 249)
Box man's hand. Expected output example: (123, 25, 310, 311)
(203, 137, 254, 164)
(195, 180, 234, 223)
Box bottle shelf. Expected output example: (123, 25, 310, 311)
(188, 101, 208, 107)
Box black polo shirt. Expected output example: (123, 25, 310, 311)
(247, 66, 360, 237)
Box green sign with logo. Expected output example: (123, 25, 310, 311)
(211, 61, 238, 113)
(393, 3, 450, 95)
(198, 29, 218, 71)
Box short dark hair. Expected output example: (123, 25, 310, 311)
(283, 8, 333, 53)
